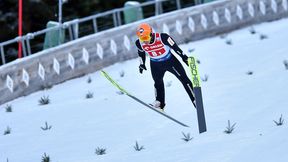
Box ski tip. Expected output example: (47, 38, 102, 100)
(100, 70, 106, 76)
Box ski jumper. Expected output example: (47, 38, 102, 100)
(135, 33, 195, 106)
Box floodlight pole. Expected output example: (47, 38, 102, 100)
(59, 0, 63, 24)
(18, 0, 23, 58)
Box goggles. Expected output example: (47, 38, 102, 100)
(139, 34, 151, 42)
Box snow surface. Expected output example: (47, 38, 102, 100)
(1, 18, 288, 162)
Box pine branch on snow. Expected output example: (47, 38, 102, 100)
(246, 71, 253, 75)
(95, 147, 106, 155)
(225, 38, 233, 45)
(3, 126, 11, 135)
(166, 81, 172, 87)
(87, 76, 92, 84)
(5, 104, 12, 112)
(86, 92, 94, 99)
(274, 114, 284, 126)
(201, 74, 209, 82)
(119, 70, 125, 77)
(134, 141, 145, 151)
(41, 122, 52, 131)
(181, 132, 193, 142)
(41, 153, 50, 162)
(39, 96, 50, 105)
(259, 34, 268, 40)
(224, 120, 236, 134)
(249, 26, 256, 34)
(283, 60, 288, 70)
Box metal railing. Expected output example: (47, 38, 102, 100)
(0, 0, 204, 66)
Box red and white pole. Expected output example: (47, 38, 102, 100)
(18, 0, 23, 58)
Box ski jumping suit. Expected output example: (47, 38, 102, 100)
(135, 33, 195, 107)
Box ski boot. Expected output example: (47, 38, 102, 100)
(149, 100, 166, 111)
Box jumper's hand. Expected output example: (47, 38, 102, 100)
(139, 64, 147, 74)
(182, 54, 189, 66)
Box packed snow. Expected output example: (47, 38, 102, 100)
(1, 18, 288, 162)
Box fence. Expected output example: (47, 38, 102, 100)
(0, 0, 288, 105)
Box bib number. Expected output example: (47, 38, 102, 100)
(148, 48, 165, 57)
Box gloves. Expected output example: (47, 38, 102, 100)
(139, 64, 147, 74)
(181, 54, 189, 66)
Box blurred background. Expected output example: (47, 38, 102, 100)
(0, 0, 202, 64)
(0, 0, 200, 42)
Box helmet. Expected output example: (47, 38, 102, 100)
(136, 23, 152, 42)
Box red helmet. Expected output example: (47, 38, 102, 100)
(136, 23, 152, 42)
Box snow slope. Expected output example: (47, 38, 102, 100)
(1, 18, 288, 162)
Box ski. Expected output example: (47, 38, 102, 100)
(188, 56, 207, 133)
(101, 70, 189, 127)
